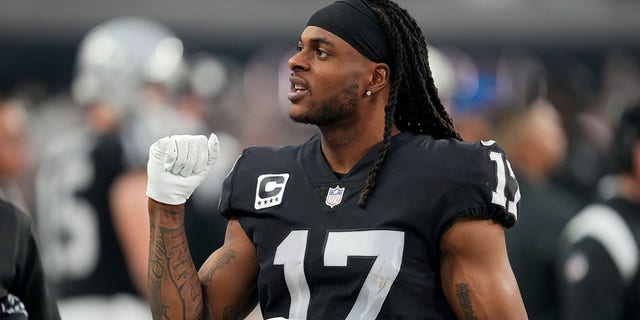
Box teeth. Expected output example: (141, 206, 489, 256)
(294, 85, 305, 90)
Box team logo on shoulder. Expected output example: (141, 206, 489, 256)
(255, 173, 290, 210)
(325, 185, 345, 208)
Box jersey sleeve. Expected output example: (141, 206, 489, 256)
(217, 146, 268, 219)
(557, 238, 627, 320)
(456, 140, 520, 227)
(218, 151, 246, 219)
(432, 140, 519, 245)
(422, 139, 520, 256)
(556, 202, 640, 319)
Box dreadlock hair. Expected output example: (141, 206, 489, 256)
(357, 0, 462, 207)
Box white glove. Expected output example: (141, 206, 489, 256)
(146, 133, 220, 205)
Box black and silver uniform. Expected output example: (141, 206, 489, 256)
(558, 197, 640, 320)
(219, 132, 519, 319)
(35, 132, 135, 298)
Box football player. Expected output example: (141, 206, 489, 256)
(35, 17, 197, 320)
(0, 199, 60, 320)
(146, 0, 527, 319)
(558, 101, 640, 319)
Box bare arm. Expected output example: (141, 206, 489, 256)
(148, 199, 204, 319)
(111, 171, 150, 298)
(198, 218, 259, 319)
(148, 198, 259, 320)
(147, 133, 258, 319)
(440, 218, 527, 320)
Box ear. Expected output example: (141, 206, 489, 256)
(366, 63, 390, 95)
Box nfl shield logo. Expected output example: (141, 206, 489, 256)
(325, 185, 345, 208)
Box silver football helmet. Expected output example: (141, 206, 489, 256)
(71, 16, 186, 113)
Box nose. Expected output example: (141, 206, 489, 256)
(288, 50, 309, 72)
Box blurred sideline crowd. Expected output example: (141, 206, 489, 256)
(1, 16, 640, 320)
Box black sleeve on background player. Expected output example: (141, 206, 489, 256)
(557, 237, 626, 320)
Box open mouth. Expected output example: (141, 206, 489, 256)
(288, 76, 308, 102)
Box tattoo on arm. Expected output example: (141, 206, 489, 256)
(199, 221, 242, 318)
(148, 215, 204, 319)
(202, 221, 240, 290)
(149, 223, 169, 318)
(455, 283, 478, 320)
(202, 249, 237, 291)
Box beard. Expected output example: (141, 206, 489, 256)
(290, 79, 360, 126)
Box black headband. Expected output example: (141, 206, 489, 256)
(306, 0, 390, 64)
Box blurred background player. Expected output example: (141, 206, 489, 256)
(110, 48, 242, 292)
(0, 98, 31, 213)
(33, 16, 238, 320)
(492, 97, 582, 319)
(0, 96, 59, 320)
(34, 17, 160, 320)
(0, 198, 60, 320)
(557, 100, 640, 320)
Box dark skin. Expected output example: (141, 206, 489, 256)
(147, 26, 527, 319)
(440, 218, 528, 319)
(288, 26, 398, 173)
(148, 200, 258, 320)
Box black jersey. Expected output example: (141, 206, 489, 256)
(558, 197, 640, 320)
(219, 132, 519, 319)
(36, 132, 135, 297)
(0, 200, 60, 320)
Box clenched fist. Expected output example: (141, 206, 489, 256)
(146, 134, 219, 205)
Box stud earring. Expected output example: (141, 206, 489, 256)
(365, 90, 372, 96)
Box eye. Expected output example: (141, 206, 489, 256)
(296, 43, 303, 52)
(316, 48, 328, 58)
